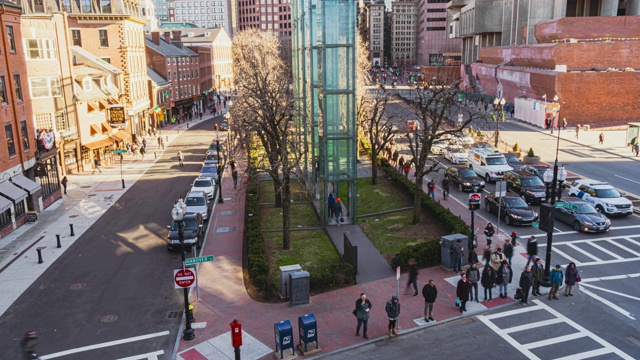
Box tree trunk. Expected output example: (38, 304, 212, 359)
(371, 148, 378, 185)
(273, 179, 282, 207)
(282, 174, 292, 250)
(412, 175, 423, 224)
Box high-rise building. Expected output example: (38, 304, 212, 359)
(170, 0, 232, 31)
(141, 0, 159, 31)
(154, 0, 169, 22)
(416, 0, 461, 66)
(364, 0, 385, 66)
(237, 0, 292, 41)
(391, 0, 418, 69)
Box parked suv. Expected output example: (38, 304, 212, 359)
(467, 148, 512, 182)
(503, 170, 547, 204)
(567, 179, 633, 216)
(185, 191, 209, 220)
(166, 212, 204, 250)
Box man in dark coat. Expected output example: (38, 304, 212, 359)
(406, 258, 419, 296)
(452, 239, 464, 273)
(519, 266, 533, 305)
(532, 258, 544, 296)
(354, 293, 372, 339)
(422, 279, 437, 322)
(526, 235, 538, 267)
(456, 274, 471, 312)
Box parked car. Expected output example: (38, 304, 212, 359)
(470, 142, 496, 153)
(446, 166, 485, 192)
(444, 145, 469, 164)
(503, 153, 525, 170)
(185, 191, 209, 220)
(166, 212, 204, 250)
(567, 179, 634, 216)
(200, 165, 218, 182)
(467, 147, 512, 182)
(484, 193, 539, 226)
(191, 177, 215, 199)
(203, 153, 220, 165)
(405, 119, 418, 132)
(553, 199, 611, 233)
(430, 139, 450, 154)
(522, 165, 550, 182)
(503, 170, 547, 204)
(455, 132, 474, 146)
(207, 142, 225, 154)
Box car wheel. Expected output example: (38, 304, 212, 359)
(485, 202, 492, 213)
(595, 205, 604, 214)
(573, 221, 582, 231)
(458, 183, 463, 192)
(504, 215, 511, 226)
(485, 173, 490, 183)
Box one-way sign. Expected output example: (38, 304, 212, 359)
(185, 255, 214, 265)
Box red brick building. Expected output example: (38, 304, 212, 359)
(146, 31, 201, 121)
(237, 0, 292, 42)
(188, 45, 213, 111)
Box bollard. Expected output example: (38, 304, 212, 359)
(187, 303, 195, 323)
(70, 224, 75, 236)
(56, 234, 61, 248)
(166, 135, 169, 143)
(36, 247, 45, 264)
(154, 151, 157, 159)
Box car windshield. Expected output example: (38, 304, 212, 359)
(486, 156, 507, 165)
(575, 203, 598, 214)
(505, 197, 528, 208)
(202, 166, 217, 174)
(205, 154, 218, 160)
(194, 179, 211, 187)
(186, 196, 206, 206)
(504, 155, 520, 163)
(450, 147, 466, 153)
(595, 188, 621, 198)
(521, 177, 544, 187)
(434, 140, 447, 145)
(171, 218, 199, 231)
(459, 170, 476, 178)
(208, 144, 218, 151)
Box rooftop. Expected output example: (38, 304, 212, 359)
(145, 35, 198, 57)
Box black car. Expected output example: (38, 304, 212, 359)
(523, 165, 550, 182)
(503, 170, 547, 204)
(446, 166, 485, 192)
(166, 212, 204, 250)
(503, 154, 525, 170)
(484, 193, 539, 226)
(554, 199, 611, 233)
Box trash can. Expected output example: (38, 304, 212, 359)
(274, 320, 295, 359)
(441, 234, 469, 270)
(279, 264, 302, 300)
(289, 271, 310, 306)
(298, 313, 319, 353)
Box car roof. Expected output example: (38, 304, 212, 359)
(557, 198, 589, 204)
(573, 179, 611, 187)
(487, 192, 520, 198)
(194, 177, 212, 182)
(509, 170, 537, 177)
(187, 190, 207, 197)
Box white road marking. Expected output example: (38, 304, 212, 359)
(116, 350, 164, 360)
(614, 174, 640, 185)
(578, 257, 640, 267)
(40, 331, 170, 359)
(501, 317, 565, 333)
(579, 286, 636, 320)
(587, 241, 623, 260)
(554, 348, 617, 360)
(580, 273, 640, 282)
(524, 333, 589, 349)
(609, 240, 640, 257)
(566, 242, 602, 262)
(550, 247, 580, 265)
(580, 282, 640, 302)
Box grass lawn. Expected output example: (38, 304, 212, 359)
(356, 176, 413, 215)
(261, 204, 322, 229)
(264, 230, 342, 271)
(259, 179, 309, 204)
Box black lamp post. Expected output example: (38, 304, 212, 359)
(216, 130, 224, 204)
(172, 200, 195, 341)
(493, 97, 506, 148)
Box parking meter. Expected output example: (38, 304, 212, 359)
(230, 319, 242, 348)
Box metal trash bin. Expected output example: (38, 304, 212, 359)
(274, 320, 295, 359)
(298, 313, 319, 353)
(441, 234, 469, 270)
(289, 271, 310, 306)
(279, 264, 302, 300)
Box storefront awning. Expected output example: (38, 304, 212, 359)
(0, 180, 28, 202)
(11, 174, 42, 194)
(0, 195, 11, 213)
(82, 138, 114, 150)
(110, 130, 131, 143)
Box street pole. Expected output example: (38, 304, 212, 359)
(493, 98, 505, 148)
(120, 155, 125, 189)
(217, 134, 224, 204)
(174, 202, 195, 341)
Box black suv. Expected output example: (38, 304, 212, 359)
(503, 170, 547, 204)
(166, 212, 204, 250)
(446, 166, 485, 192)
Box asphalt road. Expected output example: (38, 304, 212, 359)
(0, 119, 217, 360)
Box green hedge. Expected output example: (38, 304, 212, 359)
(246, 179, 271, 292)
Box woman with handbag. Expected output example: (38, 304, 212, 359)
(565, 262, 580, 296)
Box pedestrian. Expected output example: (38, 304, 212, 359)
(484, 223, 495, 245)
(575, 125, 580, 139)
(385, 296, 401, 337)
(142, 138, 147, 148)
(398, 156, 405, 172)
(599, 131, 605, 144)
(61, 176, 68, 194)
(490, 245, 505, 271)
(503, 238, 514, 265)
(132, 144, 139, 159)
(199, 112, 202, 120)
(421, 279, 437, 322)
(334, 197, 343, 226)
(403, 161, 411, 178)
(481, 265, 497, 301)
(519, 266, 533, 305)
(631, 136, 638, 153)
(496, 261, 513, 298)
(392, 150, 399, 166)
(328, 192, 336, 220)
(157, 136, 162, 147)
(229, 157, 236, 171)
(565, 262, 579, 297)
(532, 258, 544, 296)
(441, 174, 450, 200)
(456, 273, 471, 312)
(405, 258, 419, 296)
(354, 293, 372, 339)
(427, 179, 436, 200)
(562, 118, 567, 130)
(20, 331, 38, 360)
(634, 143, 639, 157)
(92, 158, 102, 174)
(452, 239, 464, 273)
(178, 151, 184, 167)
(465, 262, 480, 302)
(548, 264, 563, 300)
(232, 169, 238, 189)
(468, 245, 479, 265)
(482, 244, 492, 267)
(526, 235, 538, 267)
(140, 145, 146, 160)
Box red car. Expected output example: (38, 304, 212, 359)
(405, 119, 418, 132)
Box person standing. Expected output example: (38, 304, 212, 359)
(334, 198, 343, 226)
(490, 246, 505, 271)
(354, 293, 372, 339)
(519, 266, 533, 305)
(177, 151, 184, 167)
(406, 258, 419, 296)
(466, 262, 480, 302)
(61, 176, 68, 195)
(422, 279, 437, 322)
(482, 244, 492, 267)
(484, 223, 495, 245)
(599, 131, 605, 144)
(526, 235, 538, 267)
(503, 238, 514, 265)
(403, 161, 411, 178)
(532, 258, 544, 296)
(456, 274, 471, 312)
(232, 169, 238, 189)
(634, 142, 639, 157)
(20, 331, 38, 360)
(441, 174, 450, 200)
(549, 264, 563, 300)
(92, 158, 102, 174)
(427, 180, 436, 200)
(385, 296, 401, 337)
(327, 192, 336, 220)
(398, 156, 405, 172)
(140, 145, 146, 160)
(565, 262, 579, 296)
(468, 245, 479, 265)
(575, 125, 580, 139)
(496, 261, 513, 299)
(452, 239, 464, 273)
(481, 265, 497, 301)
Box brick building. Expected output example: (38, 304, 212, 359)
(416, 0, 461, 67)
(147, 67, 171, 128)
(176, 28, 233, 90)
(146, 31, 201, 121)
(188, 45, 213, 110)
(237, 0, 292, 42)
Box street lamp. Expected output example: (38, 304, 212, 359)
(493, 97, 506, 148)
(215, 125, 224, 204)
(550, 95, 559, 134)
(172, 200, 195, 341)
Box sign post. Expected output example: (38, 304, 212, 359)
(396, 266, 401, 329)
(495, 181, 507, 236)
(114, 149, 127, 188)
(174, 268, 196, 289)
(468, 193, 481, 249)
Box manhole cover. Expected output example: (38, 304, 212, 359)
(100, 315, 118, 323)
(69, 215, 79, 218)
(69, 283, 86, 290)
(167, 310, 183, 319)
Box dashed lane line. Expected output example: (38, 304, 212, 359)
(40, 331, 170, 359)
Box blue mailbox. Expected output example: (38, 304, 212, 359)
(274, 320, 295, 359)
(298, 313, 319, 352)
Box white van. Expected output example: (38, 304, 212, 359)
(467, 148, 513, 182)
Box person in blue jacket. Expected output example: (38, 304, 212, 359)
(549, 264, 564, 300)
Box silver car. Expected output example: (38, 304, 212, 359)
(185, 191, 209, 220)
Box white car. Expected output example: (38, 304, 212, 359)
(567, 179, 633, 216)
(191, 177, 215, 199)
(456, 132, 474, 146)
(430, 139, 450, 154)
(185, 191, 209, 220)
(444, 145, 468, 164)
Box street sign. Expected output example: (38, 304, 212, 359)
(396, 266, 400, 280)
(113, 149, 128, 154)
(458, 113, 463, 124)
(185, 255, 214, 265)
(555, 202, 578, 211)
(469, 193, 481, 211)
(174, 268, 196, 289)
(532, 221, 539, 229)
(495, 181, 507, 197)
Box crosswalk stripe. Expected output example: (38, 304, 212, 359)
(116, 350, 164, 360)
(553, 347, 616, 360)
(40, 331, 170, 359)
(522, 333, 589, 350)
(478, 305, 543, 320)
(501, 317, 564, 334)
(586, 241, 623, 260)
(551, 247, 579, 265)
(566, 243, 602, 262)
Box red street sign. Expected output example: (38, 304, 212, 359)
(174, 268, 196, 289)
(468, 193, 481, 211)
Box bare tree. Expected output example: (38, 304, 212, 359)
(231, 29, 300, 250)
(361, 90, 397, 184)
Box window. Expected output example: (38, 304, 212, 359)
(83, 77, 92, 90)
(71, 29, 82, 46)
(20, 120, 29, 150)
(101, 0, 111, 13)
(6, 25, 15, 52)
(99, 29, 108, 47)
(55, 112, 69, 131)
(167, 58, 170, 65)
(6, 124, 15, 156)
(0, 208, 11, 229)
(13, 74, 22, 102)
(35, 113, 53, 130)
(169, 88, 172, 100)
(168, 71, 171, 80)
(0, 76, 7, 104)
(101, 57, 110, 64)
(29, 77, 62, 98)
(25, 39, 57, 60)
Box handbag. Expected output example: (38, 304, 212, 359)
(454, 299, 461, 308)
(352, 309, 358, 316)
(514, 288, 523, 300)
(576, 275, 582, 283)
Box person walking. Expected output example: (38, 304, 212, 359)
(385, 296, 401, 337)
(452, 239, 464, 273)
(496, 261, 513, 299)
(481, 265, 497, 301)
(484, 223, 495, 246)
(490, 245, 505, 271)
(633, 141, 640, 157)
(177, 151, 184, 167)
(61, 176, 68, 195)
(354, 293, 372, 339)
(549, 264, 563, 300)
(503, 238, 514, 265)
(403, 161, 411, 178)
(406, 258, 419, 296)
(92, 158, 102, 174)
(328, 192, 336, 220)
(140, 145, 146, 160)
(229, 158, 236, 171)
(422, 279, 437, 322)
(575, 125, 580, 139)
(334, 198, 343, 226)
(562, 118, 567, 130)
(456, 274, 471, 312)
(599, 131, 605, 144)
(392, 150, 399, 166)
(427, 180, 436, 200)
(468, 245, 479, 265)
(526, 235, 538, 267)
(20, 331, 38, 360)
(532, 258, 544, 296)
(441, 174, 450, 200)
(466, 262, 480, 302)
(232, 169, 238, 189)
(519, 266, 533, 305)
(398, 156, 405, 172)
(565, 262, 579, 296)
(482, 244, 492, 267)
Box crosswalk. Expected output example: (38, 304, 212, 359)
(477, 300, 634, 360)
(40, 331, 170, 360)
(539, 234, 640, 267)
